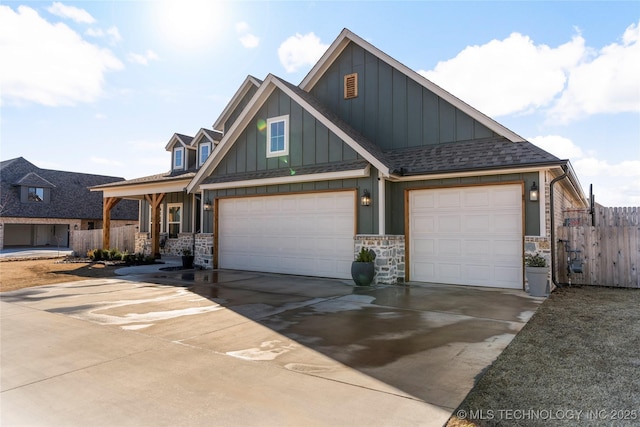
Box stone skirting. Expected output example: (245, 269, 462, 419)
(195, 233, 214, 269)
(354, 235, 405, 285)
(136, 232, 195, 257)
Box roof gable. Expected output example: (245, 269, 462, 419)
(13, 172, 56, 188)
(212, 75, 262, 133)
(300, 28, 524, 143)
(164, 133, 195, 151)
(187, 74, 390, 193)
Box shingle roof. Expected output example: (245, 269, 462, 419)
(384, 137, 563, 176)
(0, 157, 138, 220)
(90, 169, 196, 189)
(202, 159, 369, 185)
(202, 128, 223, 142)
(13, 172, 56, 188)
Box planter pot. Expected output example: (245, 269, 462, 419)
(351, 261, 375, 286)
(181, 255, 194, 269)
(526, 266, 549, 297)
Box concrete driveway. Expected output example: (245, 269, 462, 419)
(1, 269, 543, 426)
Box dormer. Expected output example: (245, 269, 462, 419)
(13, 172, 56, 204)
(165, 133, 195, 171)
(191, 128, 223, 168)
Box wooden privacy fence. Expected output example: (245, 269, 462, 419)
(558, 206, 639, 288)
(70, 225, 136, 256)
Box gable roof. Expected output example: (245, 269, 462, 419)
(187, 73, 391, 193)
(164, 133, 195, 151)
(212, 75, 262, 132)
(191, 128, 223, 146)
(13, 172, 56, 188)
(0, 157, 138, 220)
(300, 28, 525, 143)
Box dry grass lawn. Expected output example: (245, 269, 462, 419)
(448, 286, 640, 427)
(0, 257, 119, 292)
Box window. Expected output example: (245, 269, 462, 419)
(28, 187, 44, 202)
(199, 142, 211, 167)
(266, 115, 289, 158)
(167, 204, 182, 238)
(149, 205, 164, 233)
(173, 147, 184, 169)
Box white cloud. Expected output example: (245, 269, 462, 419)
(95, 113, 107, 120)
(419, 32, 585, 117)
(235, 21, 259, 49)
(47, 1, 95, 24)
(528, 135, 584, 159)
(127, 50, 159, 66)
(530, 134, 640, 206)
(278, 32, 328, 73)
(239, 33, 260, 49)
(0, 5, 123, 106)
(548, 21, 640, 123)
(86, 26, 122, 45)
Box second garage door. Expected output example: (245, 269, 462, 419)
(409, 184, 523, 288)
(218, 191, 355, 279)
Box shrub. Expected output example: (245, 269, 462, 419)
(108, 248, 122, 261)
(525, 252, 547, 267)
(355, 247, 376, 262)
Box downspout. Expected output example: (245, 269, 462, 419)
(550, 164, 569, 289)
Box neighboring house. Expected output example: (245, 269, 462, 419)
(0, 157, 138, 250)
(91, 29, 587, 289)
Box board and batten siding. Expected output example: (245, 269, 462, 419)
(309, 42, 498, 150)
(139, 192, 193, 233)
(386, 172, 540, 236)
(212, 88, 362, 178)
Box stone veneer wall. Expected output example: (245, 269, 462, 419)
(136, 232, 195, 257)
(354, 235, 405, 285)
(194, 233, 214, 269)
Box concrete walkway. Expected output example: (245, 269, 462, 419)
(1, 269, 543, 426)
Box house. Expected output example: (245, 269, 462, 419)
(0, 157, 139, 250)
(91, 29, 587, 289)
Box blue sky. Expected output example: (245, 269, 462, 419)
(1, 1, 638, 206)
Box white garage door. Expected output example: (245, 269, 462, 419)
(409, 185, 523, 288)
(218, 191, 355, 279)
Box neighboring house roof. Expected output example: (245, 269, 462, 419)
(13, 172, 56, 188)
(385, 137, 564, 176)
(0, 157, 138, 220)
(300, 28, 525, 143)
(212, 75, 263, 132)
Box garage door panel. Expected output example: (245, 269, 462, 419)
(410, 185, 523, 289)
(219, 192, 354, 279)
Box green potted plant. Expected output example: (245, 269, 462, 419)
(181, 247, 195, 269)
(525, 252, 548, 297)
(351, 247, 376, 286)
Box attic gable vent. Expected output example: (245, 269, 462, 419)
(344, 73, 358, 99)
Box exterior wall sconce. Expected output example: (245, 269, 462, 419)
(203, 199, 213, 211)
(529, 181, 539, 202)
(74, 224, 78, 230)
(361, 190, 371, 206)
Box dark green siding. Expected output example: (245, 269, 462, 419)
(309, 42, 499, 150)
(212, 88, 361, 178)
(224, 84, 259, 133)
(203, 173, 378, 235)
(140, 192, 193, 233)
(386, 172, 540, 236)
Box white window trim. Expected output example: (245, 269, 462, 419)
(149, 205, 164, 233)
(266, 115, 289, 158)
(173, 147, 185, 170)
(167, 203, 182, 238)
(198, 142, 211, 167)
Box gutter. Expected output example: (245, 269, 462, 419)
(550, 164, 570, 289)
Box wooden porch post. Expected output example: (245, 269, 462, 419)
(145, 193, 165, 258)
(102, 197, 121, 249)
